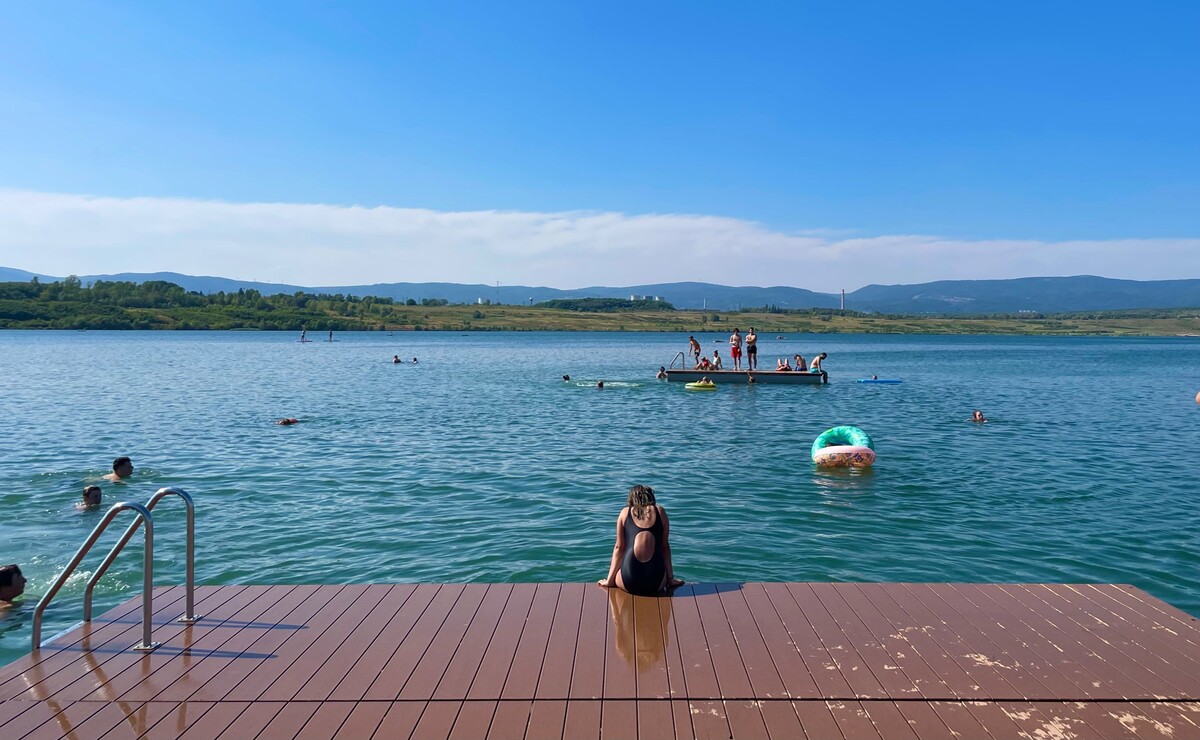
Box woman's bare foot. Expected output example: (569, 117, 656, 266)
(667, 577, 685, 589)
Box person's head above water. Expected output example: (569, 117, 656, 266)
(106, 456, 133, 481)
(597, 380, 605, 389)
(0, 564, 26, 602)
(81, 485, 102, 508)
(971, 409, 987, 422)
(626, 484, 656, 519)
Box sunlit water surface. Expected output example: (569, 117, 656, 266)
(1, 330, 1198, 668)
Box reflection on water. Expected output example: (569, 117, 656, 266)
(608, 587, 672, 672)
(812, 467, 875, 494)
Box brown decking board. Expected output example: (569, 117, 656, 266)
(4, 583, 1200, 739)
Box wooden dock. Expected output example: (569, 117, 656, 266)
(3, 582, 1200, 739)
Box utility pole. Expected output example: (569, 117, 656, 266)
(841, 289, 845, 311)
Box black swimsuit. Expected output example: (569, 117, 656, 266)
(620, 507, 666, 596)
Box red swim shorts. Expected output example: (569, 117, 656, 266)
(731, 345, 742, 358)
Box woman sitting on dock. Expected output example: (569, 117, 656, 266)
(776, 357, 792, 371)
(599, 485, 684, 596)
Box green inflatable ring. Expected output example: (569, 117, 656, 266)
(810, 425, 874, 458)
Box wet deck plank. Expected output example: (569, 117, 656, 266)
(3, 582, 1200, 739)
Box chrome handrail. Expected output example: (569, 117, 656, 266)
(84, 487, 200, 625)
(32, 501, 158, 652)
(668, 351, 686, 369)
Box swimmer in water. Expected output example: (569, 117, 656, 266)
(970, 410, 988, 423)
(871, 375, 878, 380)
(0, 565, 26, 605)
(412, 357, 418, 364)
(655, 366, 667, 380)
(597, 380, 605, 389)
(563, 375, 571, 381)
(392, 355, 402, 363)
(276, 418, 300, 425)
(78, 485, 102, 510)
(104, 456, 134, 483)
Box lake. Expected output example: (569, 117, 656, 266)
(1, 329, 1198, 668)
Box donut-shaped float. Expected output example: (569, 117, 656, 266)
(685, 381, 717, 391)
(811, 425, 875, 467)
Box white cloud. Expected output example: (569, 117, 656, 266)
(0, 189, 1197, 289)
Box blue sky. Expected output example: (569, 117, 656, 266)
(1, 1, 1197, 288)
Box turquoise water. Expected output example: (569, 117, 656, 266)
(1, 330, 1198, 668)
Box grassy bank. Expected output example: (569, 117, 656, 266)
(2, 280, 1199, 335)
(5, 302, 1200, 335)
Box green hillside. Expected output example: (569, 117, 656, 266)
(1, 279, 1199, 335)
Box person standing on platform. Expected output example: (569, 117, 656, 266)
(746, 327, 758, 370)
(688, 336, 702, 367)
(729, 328, 743, 371)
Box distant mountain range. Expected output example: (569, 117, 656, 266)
(3, 266, 1199, 314)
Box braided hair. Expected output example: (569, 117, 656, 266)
(626, 484, 657, 520)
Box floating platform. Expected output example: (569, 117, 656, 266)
(3, 582, 1200, 739)
(667, 369, 827, 385)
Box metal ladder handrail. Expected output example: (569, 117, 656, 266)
(668, 351, 686, 369)
(84, 487, 200, 625)
(32, 501, 158, 652)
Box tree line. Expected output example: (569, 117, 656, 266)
(0, 278, 454, 330)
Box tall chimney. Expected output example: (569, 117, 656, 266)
(841, 289, 845, 311)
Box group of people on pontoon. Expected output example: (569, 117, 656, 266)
(776, 352, 825, 372)
(685, 330, 827, 375)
